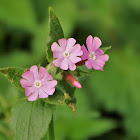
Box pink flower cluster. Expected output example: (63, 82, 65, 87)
(20, 35, 109, 101)
(51, 35, 109, 71)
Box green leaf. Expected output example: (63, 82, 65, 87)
(10, 99, 55, 140)
(0, 67, 25, 91)
(46, 7, 64, 62)
(101, 46, 111, 53)
(44, 88, 65, 105)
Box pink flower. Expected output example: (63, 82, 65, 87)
(51, 38, 83, 71)
(82, 35, 109, 71)
(20, 65, 57, 101)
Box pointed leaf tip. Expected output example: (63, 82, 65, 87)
(49, 7, 53, 11)
(49, 7, 54, 14)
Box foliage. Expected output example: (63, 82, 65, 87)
(11, 99, 55, 140)
(0, 0, 140, 140)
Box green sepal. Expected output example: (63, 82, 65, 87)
(101, 46, 111, 53)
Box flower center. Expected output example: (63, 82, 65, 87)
(34, 80, 41, 88)
(63, 51, 70, 58)
(89, 52, 96, 60)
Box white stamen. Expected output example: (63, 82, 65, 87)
(63, 51, 70, 58)
(89, 52, 96, 60)
(34, 80, 41, 88)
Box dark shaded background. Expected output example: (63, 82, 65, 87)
(0, 0, 140, 140)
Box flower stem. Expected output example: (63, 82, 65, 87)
(49, 115, 55, 140)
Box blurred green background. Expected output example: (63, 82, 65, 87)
(0, 0, 140, 140)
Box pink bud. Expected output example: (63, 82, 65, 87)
(73, 81, 82, 88)
(65, 74, 82, 88)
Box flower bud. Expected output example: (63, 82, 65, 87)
(65, 74, 82, 88)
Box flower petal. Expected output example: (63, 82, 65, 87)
(22, 71, 34, 82)
(95, 59, 105, 67)
(81, 45, 89, 60)
(66, 38, 76, 51)
(70, 56, 81, 63)
(86, 35, 93, 52)
(58, 38, 67, 49)
(27, 90, 38, 101)
(53, 51, 63, 58)
(42, 87, 55, 95)
(60, 58, 69, 70)
(92, 37, 102, 52)
(20, 79, 33, 88)
(25, 86, 36, 96)
(97, 54, 109, 62)
(51, 42, 61, 52)
(70, 50, 83, 58)
(69, 44, 81, 53)
(53, 58, 64, 67)
(38, 88, 48, 98)
(92, 62, 103, 71)
(95, 48, 104, 56)
(76, 50, 83, 56)
(30, 65, 39, 80)
(69, 60, 76, 71)
(85, 60, 92, 69)
(39, 66, 53, 81)
(42, 80, 57, 89)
